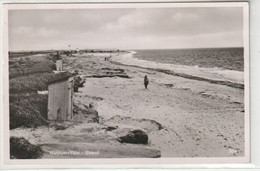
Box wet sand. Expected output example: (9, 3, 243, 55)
(66, 52, 245, 157)
(10, 52, 245, 158)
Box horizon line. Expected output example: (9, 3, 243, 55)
(9, 46, 244, 52)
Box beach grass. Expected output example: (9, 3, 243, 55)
(9, 53, 56, 129)
(9, 60, 56, 79)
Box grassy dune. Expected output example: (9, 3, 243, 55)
(9, 54, 57, 129)
(9, 93, 49, 129)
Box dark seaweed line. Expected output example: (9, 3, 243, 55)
(110, 60, 244, 90)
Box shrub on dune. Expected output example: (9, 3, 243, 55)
(10, 136, 44, 159)
(9, 93, 49, 129)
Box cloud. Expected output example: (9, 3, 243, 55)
(103, 7, 243, 37)
(8, 7, 244, 51)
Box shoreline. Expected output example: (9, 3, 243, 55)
(111, 51, 244, 89)
(110, 59, 244, 89)
(66, 52, 245, 157)
(10, 51, 245, 158)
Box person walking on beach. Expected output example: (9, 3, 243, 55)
(144, 75, 149, 89)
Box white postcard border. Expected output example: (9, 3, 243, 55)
(1, 1, 250, 168)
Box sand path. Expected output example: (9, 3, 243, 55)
(65, 52, 245, 157)
(10, 52, 245, 158)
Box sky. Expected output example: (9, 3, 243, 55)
(8, 7, 244, 51)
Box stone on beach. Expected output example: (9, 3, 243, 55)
(118, 129, 148, 144)
(102, 126, 119, 131)
(10, 51, 244, 158)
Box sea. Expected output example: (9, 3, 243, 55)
(112, 47, 245, 87)
(133, 48, 244, 72)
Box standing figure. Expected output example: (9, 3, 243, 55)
(144, 75, 149, 89)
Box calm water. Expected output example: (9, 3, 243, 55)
(133, 48, 244, 71)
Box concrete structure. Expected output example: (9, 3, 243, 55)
(47, 74, 74, 121)
(56, 59, 63, 71)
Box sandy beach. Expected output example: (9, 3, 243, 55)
(10, 51, 245, 158)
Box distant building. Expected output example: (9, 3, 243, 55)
(56, 59, 63, 71)
(47, 74, 74, 121)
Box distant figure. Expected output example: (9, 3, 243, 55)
(144, 75, 149, 89)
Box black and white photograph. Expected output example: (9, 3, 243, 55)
(2, 2, 249, 165)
